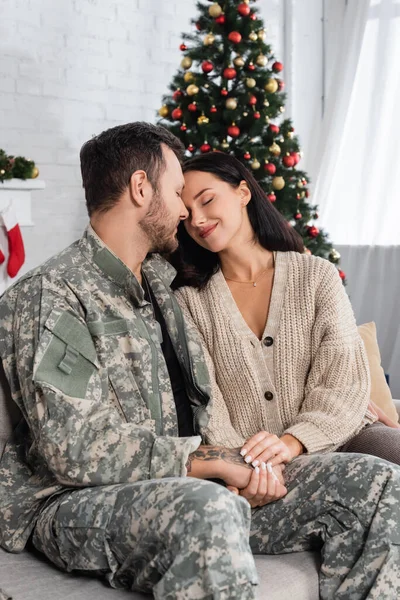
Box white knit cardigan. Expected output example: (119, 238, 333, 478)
(175, 251, 376, 453)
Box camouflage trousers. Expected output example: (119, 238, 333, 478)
(32, 453, 400, 600)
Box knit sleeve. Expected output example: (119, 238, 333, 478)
(175, 288, 246, 448)
(284, 261, 371, 453)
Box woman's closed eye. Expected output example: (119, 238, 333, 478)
(202, 197, 214, 206)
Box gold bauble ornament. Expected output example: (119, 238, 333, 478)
(265, 116, 270, 124)
(300, 191, 306, 199)
(287, 131, 294, 139)
(256, 54, 267, 67)
(243, 111, 249, 117)
(204, 33, 215, 46)
(279, 105, 285, 113)
(269, 142, 281, 156)
(184, 71, 195, 82)
(264, 99, 270, 106)
(204, 83, 209, 88)
(272, 176, 285, 190)
(257, 29, 266, 40)
(246, 77, 256, 88)
(31, 166, 39, 178)
(0, 169, 5, 176)
(186, 84, 199, 96)
(225, 98, 238, 110)
(221, 139, 230, 149)
(181, 56, 192, 70)
(249, 32, 258, 41)
(329, 249, 341, 263)
(251, 159, 261, 170)
(264, 78, 278, 93)
(209, 3, 222, 17)
(297, 181, 304, 188)
(234, 55, 245, 68)
(198, 114, 210, 125)
(158, 105, 169, 118)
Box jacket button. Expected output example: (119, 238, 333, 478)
(263, 336, 273, 347)
(264, 391, 274, 401)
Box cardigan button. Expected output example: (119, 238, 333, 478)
(263, 336, 273, 347)
(264, 391, 274, 401)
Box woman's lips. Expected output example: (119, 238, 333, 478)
(199, 224, 218, 239)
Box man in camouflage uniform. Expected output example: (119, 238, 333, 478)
(0, 122, 399, 600)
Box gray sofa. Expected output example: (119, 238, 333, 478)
(1, 362, 398, 600)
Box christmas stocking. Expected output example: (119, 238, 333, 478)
(1, 206, 25, 278)
(0, 246, 4, 265)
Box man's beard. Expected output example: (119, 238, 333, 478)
(139, 189, 179, 254)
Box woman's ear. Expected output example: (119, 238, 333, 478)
(239, 181, 251, 207)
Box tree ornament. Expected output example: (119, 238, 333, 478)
(173, 89, 183, 101)
(338, 270, 346, 281)
(238, 2, 251, 17)
(290, 151, 300, 165)
(221, 87, 229, 96)
(203, 33, 215, 46)
(269, 124, 280, 135)
(187, 144, 194, 152)
(294, 211, 302, 220)
(200, 143, 211, 153)
(171, 107, 183, 120)
(186, 84, 199, 96)
(264, 161, 276, 175)
(215, 14, 226, 24)
(228, 31, 242, 44)
(251, 159, 261, 170)
(209, 3, 222, 18)
(307, 225, 319, 238)
(221, 140, 230, 150)
(254, 111, 261, 119)
(257, 29, 266, 40)
(278, 79, 285, 91)
(234, 55, 245, 67)
(256, 54, 267, 67)
(247, 62, 255, 71)
(304, 247, 312, 255)
(180, 123, 187, 131)
(246, 78, 256, 88)
(188, 102, 197, 112)
(243, 111, 249, 117)
(329, 249, 341, 263)
(269, 142, 281, 155)
(180, 43, 187, 51)
(249, 32, 258, 41)
(181, 56, 192, 70)
(264, 99, 270, 106)
(265, 78, 279, 93)
(228, 124, 240, 137)
(283, 154, 295, 167)
(272, 176, 285, 190)
(184, 71, 194, 83)
(272, 61, 283, 72)
(158, 105, 169, 117)
(223, 67, 237, 80)
(202, 60, 214, 73)
(31, 166, 39, 179)
(267, 192, 277, 202)
(197, 114, 210, 125)
(287, 131, 294, 139)
(225, 98, 238, 110)
(279, 106, 285, 113)
(250, 12, 257, 20)
(210, 105, 218, 113)
(244, 152, 251, 160)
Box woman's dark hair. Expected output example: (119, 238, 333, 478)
(171, 152, 304, 290)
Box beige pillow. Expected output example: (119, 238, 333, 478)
(357, 322, 398, 423)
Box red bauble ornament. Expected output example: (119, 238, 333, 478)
(171, 107, 183, 120)
(215, 14, 226, 24)
(180, 43, 187, 51)
(272, 61, 283, 72)
(244, 152, 251, 160)
(210, 105, 218, 113)
(269, 124, 280, 135)
(223, 67, 237, 80)
(238, 2, 251, 16)
(305, 190, 310, 198)
(247, 63, 255, 71)
(228, 31, 242, 44)
(202, 61, 214, 74)
(228, 124, 240, 137)
(264, 162, 276, 175)
(196, 22, 202, 31)
(278, 80, 285, 91)
(188, 103, 197, 112)
(294, 211, 302, 220)
(248, 94, 257, 106)
(254, 111, 261, 119)
(339, 270, 346, 281)
(282, 155, 295, 168)
(221, 87, 229, 96)
(307, 225, 319, 238)
(187, 144, 194, 152)
(290, 151, 300, 165)
(267, 192, 277, 202)
(250, 13, 257, 20)
(200, 143, 211, 153)
(173, 89, 183, 101)
(314, 212, 319, 219)
(180, 124, 187, 131)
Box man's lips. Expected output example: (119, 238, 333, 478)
(199, 224, 218, 239)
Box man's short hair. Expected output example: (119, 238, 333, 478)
(80, 122, 184, 216)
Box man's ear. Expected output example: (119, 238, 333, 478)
(239, 180, 251, 207)
(129, 170, 148, 207)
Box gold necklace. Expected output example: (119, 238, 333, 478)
(224, 266, 270, 288)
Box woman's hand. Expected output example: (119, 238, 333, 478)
(228, 462, 287, 508)
(368, 400, 400, 429)
(240, 431, 298, 468)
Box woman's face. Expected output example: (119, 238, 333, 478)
(181, 170, 251, 253)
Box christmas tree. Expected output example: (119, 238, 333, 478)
(157, 0, 345, 279)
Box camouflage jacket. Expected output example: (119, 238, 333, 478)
(0, 225, 212, 552)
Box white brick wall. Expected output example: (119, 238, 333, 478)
(0, 0, 284, 278)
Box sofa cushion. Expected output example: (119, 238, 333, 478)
(0, 547, 319, 600)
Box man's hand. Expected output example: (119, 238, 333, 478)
(186, 446, 253, 489)
(240, 431, 304, 468)
(228, 462, 287, 508)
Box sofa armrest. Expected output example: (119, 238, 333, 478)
(394, 399, 400, 419)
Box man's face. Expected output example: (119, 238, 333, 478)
(139, 145, 187, 254)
